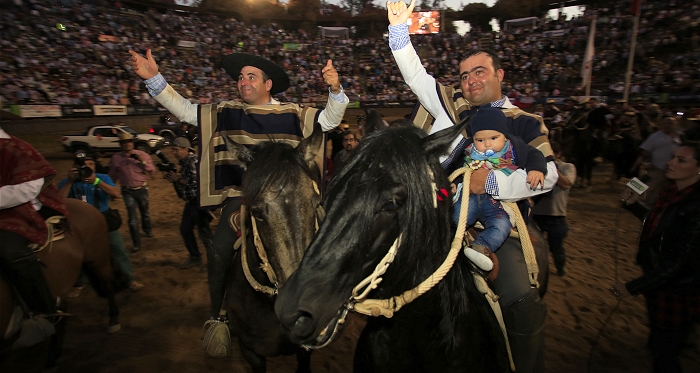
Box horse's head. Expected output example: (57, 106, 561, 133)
(222, 124, 325, 285)
(275, 118, 469, 347)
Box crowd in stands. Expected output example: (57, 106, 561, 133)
(0, 0, 698, 108)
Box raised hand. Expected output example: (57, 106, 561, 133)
(322, 60, 341, 94)
(128, 49, 159, 80)
(387, 0, 415, 26)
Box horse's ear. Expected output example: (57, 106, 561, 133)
(297, 122, 325, 177)
(421, 115, 471, 159)
(364, 108, 390, 136)
(220, 133, 253, 169)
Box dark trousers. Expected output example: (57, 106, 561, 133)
(0, 230, 55, 316)
(648, 326, 689, 373)
(532, 214, 568, 270)
(122, 187, 152, 247)
(491, 234, 546, 373)
(180, 202, 213, 260)
(207, 197, 242, 318)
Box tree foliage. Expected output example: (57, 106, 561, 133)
(288, 0, 320, 20)
(458, 2, 493, 31)
(492, 0, 545, 24)
(341, 0, 373, 16)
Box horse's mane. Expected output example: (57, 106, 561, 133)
(326, 125, 472, 348)
(242, 141, 315, 204)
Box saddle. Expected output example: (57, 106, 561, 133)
(29, 216, 67, 252)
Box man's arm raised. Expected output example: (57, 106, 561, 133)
(318, 59, 349, 132)
(128, 49, 198, 124)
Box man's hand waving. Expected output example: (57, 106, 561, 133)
(387, 0, 415, 26)
(128, 49, 159, 80)
(322, 60, 341, 95)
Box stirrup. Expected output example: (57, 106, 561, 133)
(202, 318, 231, 357)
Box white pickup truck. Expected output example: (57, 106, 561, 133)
(61, 125, 166, 158)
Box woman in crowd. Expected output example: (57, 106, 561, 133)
(612, 142, 700, 373)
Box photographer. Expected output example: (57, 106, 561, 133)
(58, 156, 143, 292)
(163, 137, 212, 269)
(109, 133, 155, 253)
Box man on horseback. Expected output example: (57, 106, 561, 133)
(0, 125, 68, 349)
(127, 49, 348, 356)
(387, 1, 557, 371)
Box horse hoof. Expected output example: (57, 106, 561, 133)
(106, 324, 121, 334)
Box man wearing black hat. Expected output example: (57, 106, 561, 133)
(387, 2, 556, 372)
(128, 49, 348, 356)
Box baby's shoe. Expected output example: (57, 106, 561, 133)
(464, 244, 499, 281)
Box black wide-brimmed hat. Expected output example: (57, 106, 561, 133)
(222, 53, 290, 94)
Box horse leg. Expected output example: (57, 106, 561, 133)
(43, 314, 66, 372)
(295, 348, 311, 373)
(240, 344, 266, 373)
(82, 262, 120, 333)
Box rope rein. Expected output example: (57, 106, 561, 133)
(350, 165, 539, 314)
(351, 167, 473, 318)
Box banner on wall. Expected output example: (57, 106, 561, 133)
(61, 105, 94, 118)
(12, 105, 62, 118)
(93, 105, 128, 116)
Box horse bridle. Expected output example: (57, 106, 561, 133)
(301, 168, 467, 350)
(239, 180, 323, 296)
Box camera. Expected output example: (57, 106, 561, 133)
(74, 157, 93, 179)
(129, 153, 141, 161)
(357, 115, 365, 121)
(155, 150, 177, 172)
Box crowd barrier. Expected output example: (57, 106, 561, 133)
(2, 93, 697, 120)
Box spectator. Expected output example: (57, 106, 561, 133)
(332, 130, 359, 172)
(58, 156, 144, 293)
(629, 117, 681, 208)
(532, 141, 576, 277)
(613, 142, 700, 373)
(109, 133, 155, 253)
(163, 137, 213, 269)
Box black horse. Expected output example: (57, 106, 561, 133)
(221, 124, 325, 373)
(275, 120, 515, 372)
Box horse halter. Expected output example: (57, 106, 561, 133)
(239, 180, 322, 296)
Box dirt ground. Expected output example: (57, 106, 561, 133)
(2, 127, 661, 373)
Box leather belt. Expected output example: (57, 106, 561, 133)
(122, 182, 147, 191)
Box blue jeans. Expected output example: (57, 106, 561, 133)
(453, 192, 512, 251)
(532, 215, 568, 270)
(121, 188, 152, 247)
(180, 201, 213, 260)
(108, 230, 134, 282)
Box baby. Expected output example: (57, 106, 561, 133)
(453, 107, 547, 274)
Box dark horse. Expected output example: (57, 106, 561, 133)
(276, 120, 524, 372)
(220, 123, 325, 373)
(1, 199, 120, 371)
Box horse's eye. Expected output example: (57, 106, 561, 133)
(381, 200, 396, 212)
(250, 207, 264, 221)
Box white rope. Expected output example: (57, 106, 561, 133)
(351, 167, 472, 318)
